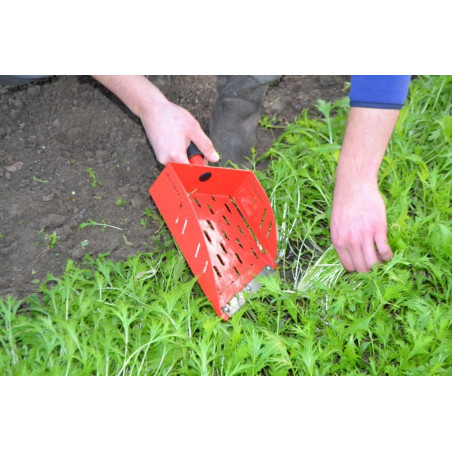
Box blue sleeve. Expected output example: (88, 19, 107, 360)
(349, 75, 411, 109)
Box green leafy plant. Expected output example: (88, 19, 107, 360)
(259, 114, 285, 130)
(86, 168, 102, 188)
(78, 219, 123, 231)
(45, 231, 59, 249)
(116, 198, 127, 207)
(33, 176, 48, 184)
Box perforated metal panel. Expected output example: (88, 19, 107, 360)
(150, 162, 277, 319)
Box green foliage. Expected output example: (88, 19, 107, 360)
(259, 114, 286, 130)
(78, 219, 123, 231)
(116, 198, 127, 207)
(86, 167, 102, 188)
(45, 231, 59, 249)
(1, 76, 450, 375)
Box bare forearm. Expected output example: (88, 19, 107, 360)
(336, 107, 400, 186)
(331, 107, 400, 273)
(92, 75, 166, 118)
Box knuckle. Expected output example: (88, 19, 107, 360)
(332, 234, 356, 249)
(332, 238, 344, 249)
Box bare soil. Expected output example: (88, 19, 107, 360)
(0, 75, 348, 299)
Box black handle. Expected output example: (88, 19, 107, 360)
(187, 142, 204, 160)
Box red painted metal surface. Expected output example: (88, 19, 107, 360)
(149, 158, 277, 320)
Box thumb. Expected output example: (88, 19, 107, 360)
(191, 127, 220, 163)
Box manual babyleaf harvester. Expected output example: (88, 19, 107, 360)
(149, 143, 277, 320)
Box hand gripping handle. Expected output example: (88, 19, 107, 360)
(187, 142, 205, 166)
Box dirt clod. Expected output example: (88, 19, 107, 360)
(5, 162, 24, 172)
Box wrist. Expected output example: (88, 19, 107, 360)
(134, 79, 168, 119)
(336, 150, 380, 187)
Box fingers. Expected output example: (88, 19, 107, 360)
(362, 238, 383, 270)
(336, 242, 371, 273)
(375, 231, 393, 262)
(336, 247, 355, 273)
(153, 140, 190, 165)
(169, 152, 190, 164)
(353, 243, 373, 273)
(335, 236, 389, 273)
(191, 125, 220, 163)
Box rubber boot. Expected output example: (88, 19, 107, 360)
(209, 75, 280, 165)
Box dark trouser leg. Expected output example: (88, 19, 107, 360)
(0, 75, 51, 85)
(209, 75, 280, 165)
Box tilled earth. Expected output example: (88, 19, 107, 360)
(0, 75, 348, 300)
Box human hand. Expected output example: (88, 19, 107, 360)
(330, 181, 393, 273)
(140, 98, 219, 166)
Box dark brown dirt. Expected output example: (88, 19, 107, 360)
(0, 75, 349, 300)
